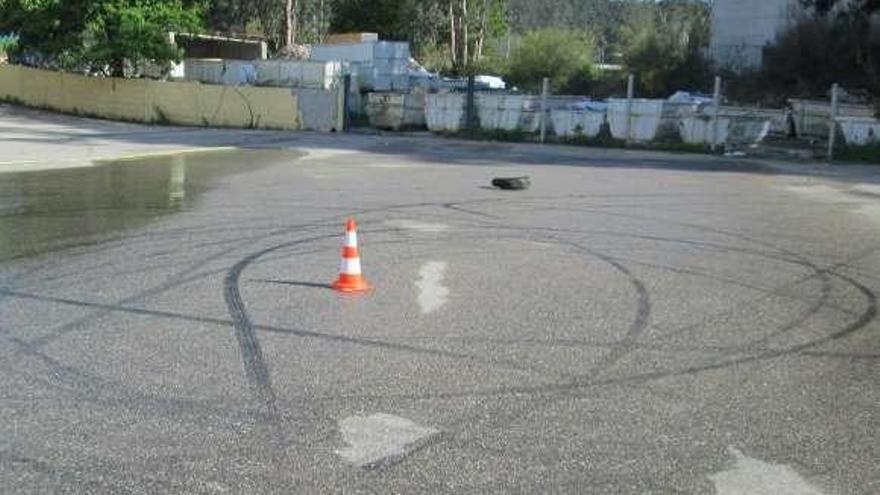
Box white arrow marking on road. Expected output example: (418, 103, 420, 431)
(385, 219, 449, 233)
(335, 413, 440, 468)
(710, 446, 825, 495)
(416, 261, 449, 314)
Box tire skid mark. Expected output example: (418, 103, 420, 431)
(315, 269, 876, 403)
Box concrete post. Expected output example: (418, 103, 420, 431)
(827, 83, 839, 163)
(711, 75, 722, 152)
(624, 74, 634, 144)
(540, 77, 549, 144)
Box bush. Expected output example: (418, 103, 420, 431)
(762, 17, 879, 99)
(506, 28, 593, 93)
(0, 33, 18, 55)
(837, 143, 880, 164)
(619, 1, 711, 97)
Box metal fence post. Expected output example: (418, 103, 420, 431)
(465, 75, 476, 131)
(625, 74, 634, 144)
(540, 77, 549, 144)
(711, 75, 722, 152)
(342, 74, 352, 131)
(827, 83, 839, 163)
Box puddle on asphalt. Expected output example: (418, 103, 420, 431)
(0, 148, 301, 261)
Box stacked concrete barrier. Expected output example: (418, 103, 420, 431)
(182, 59, 257, 86)
(183, 59, 343, 90)
(311, 41, 410, 91)
(254, 60, 342, 90)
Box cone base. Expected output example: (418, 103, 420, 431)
(332, 276, 373, 293)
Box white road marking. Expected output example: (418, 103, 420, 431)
(416, 261, 449, 314)
(855, 204, 880, 222)
(783, 184, 880, 227)
(709, 447, 825, 495)
(335, 413, 439, 468)
(385, 219, 449, 233)
(782, 184, 844, 201)
(300, 148, 360, 160)
(851, 184, 880, 196)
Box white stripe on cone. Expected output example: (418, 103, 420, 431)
(345, 231, 358, 247)
(340, 257, 362, 275)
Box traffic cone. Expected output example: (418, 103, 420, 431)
(332, 218, 373, 293)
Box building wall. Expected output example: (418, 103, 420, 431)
(0, 64, 300, 130)
(173, 33, 267, 60)
(709, 0, 801, 70)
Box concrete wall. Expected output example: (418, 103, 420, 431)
(709, 0, 800, 70)
(294, 87, 345, 132)
(0, 64, 300, 130)
(366, 92, 426, 130)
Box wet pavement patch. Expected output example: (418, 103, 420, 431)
(0, 149, 300, 261)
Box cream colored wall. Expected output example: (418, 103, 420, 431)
(0, 64, 300, 130)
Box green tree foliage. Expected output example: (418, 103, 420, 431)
(507, 0, 626, 58)
(0, 0, 203, 76)
(619, 0, 710, 97)
(761, 1, 879, 97)
(506, 28, 593, 92)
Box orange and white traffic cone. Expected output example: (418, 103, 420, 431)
(331, 218, 373, 293)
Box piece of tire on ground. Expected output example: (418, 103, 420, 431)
(492, 176, 531, 190)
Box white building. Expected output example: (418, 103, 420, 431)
(709, 0, 802, 70)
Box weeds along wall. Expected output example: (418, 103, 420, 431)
(0, 64, 301, 130)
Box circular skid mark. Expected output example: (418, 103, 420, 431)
(221, 203, 875, 412)
(2, 193, 875, 464)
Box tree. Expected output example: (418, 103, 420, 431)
(506, 28, 593, 92)
(0, 0, 203, 76)
(618, 0, 710, 97)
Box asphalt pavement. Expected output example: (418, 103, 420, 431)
(1, 105, 878, 494)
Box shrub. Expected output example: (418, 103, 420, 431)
(506, 28, 593, 93)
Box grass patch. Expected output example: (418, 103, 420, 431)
(625, 140, 712, 154)
(835, 143, 880, 164)
(443, 124, 714, 155)
(451, 128, 537, 142)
